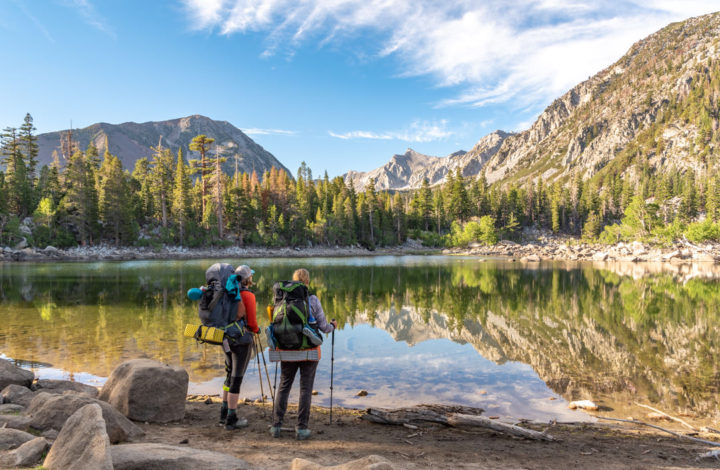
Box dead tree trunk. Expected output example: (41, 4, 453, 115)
(362, 405, 556, 442)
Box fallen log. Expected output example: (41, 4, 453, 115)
(595, 416, 720, 447)
(447, 413, 557, 441)
(634, 402, 697, 431)
(698, 449, 720, 460)
(362, 405, 556, 441)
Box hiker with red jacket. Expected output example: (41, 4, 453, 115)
(221, 264, 260, 430)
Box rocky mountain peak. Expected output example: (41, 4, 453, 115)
(481, 12, 720, 186)
(36, 115, 290, 177)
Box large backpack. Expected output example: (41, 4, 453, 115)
(198, 263, 237, 328)
(272, 280, 311, 350)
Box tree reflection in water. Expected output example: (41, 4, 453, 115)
(0, 257, 717, 419)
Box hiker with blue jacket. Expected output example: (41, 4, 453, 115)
(271, 268, 337, 440)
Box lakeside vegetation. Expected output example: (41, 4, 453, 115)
(2, 110, 720, 251)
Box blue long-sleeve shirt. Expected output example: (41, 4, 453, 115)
(309, 295, 334, 333)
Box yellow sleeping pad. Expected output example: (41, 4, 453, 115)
(184, 324, 225, 345)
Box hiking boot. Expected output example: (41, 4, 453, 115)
(219, 406, 228, 425)
(225, 414, 248, 430)
(295, 427, 311, 441)
(269, 426, 281, 438)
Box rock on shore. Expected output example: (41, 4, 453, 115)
(448, 237, 720, 264)
(0, 243, 427, 262)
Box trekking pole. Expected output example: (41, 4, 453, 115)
(329, 319, 335, 425)
(257, 334, 275, 402)
(273, 363, 278, 397)
(254, 336, 265, 405)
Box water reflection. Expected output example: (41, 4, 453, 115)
(0, 257, 718, 422)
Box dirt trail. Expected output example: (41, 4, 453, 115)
(135, 397, 720, 469)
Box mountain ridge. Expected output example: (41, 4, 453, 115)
(343, 130, 511, 191)
(344, 11, 720, 191)
(36, 114, 290, 177)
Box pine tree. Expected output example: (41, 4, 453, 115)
(550, 183, 561, 233)
(188, 134, 215, 224)
(582, 210, 602, 240)
(208, 143, 227, 238)
(60, 149, 99, 245)
(19, 113, 39, 207)
(433, 190, 445, 234)
(419, 177, 433, 231)
(172, 147, 193, 244)
(392, 192, 406, 244)
(706, 176, 720, 222)
(132, 158, 153, 223)
(149, 141, 175, 228)
(1, 127, 32, 218)
(98, 153, 132, 245)
(365, 178, 377, 246)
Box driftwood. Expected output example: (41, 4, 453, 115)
(595, 416, 720, 447)
(698, 449, 720, 460)
(362, 405, 556, 441)
(634, 402, 697, 431)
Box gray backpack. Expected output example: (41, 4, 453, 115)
(198, 263, 236, 328)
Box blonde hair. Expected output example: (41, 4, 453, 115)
(292, 268, 310, 286)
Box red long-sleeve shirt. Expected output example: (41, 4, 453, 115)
(239, 290, 259, 333)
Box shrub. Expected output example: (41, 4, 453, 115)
(449, 216, 498, 247)
(685, 219, 720, 243)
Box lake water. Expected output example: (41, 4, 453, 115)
(1, 256, 718, 423)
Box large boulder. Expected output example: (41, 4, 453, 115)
(35, 379, 99, 398)
(43, 404, 112, 470)
(111, 443, 252, 470)
(0, 428, 36, 451)
(0, 415, 32, 431)
(1, 384, 34, 407)
(0, 404, 24, 414)
(0, 359, 33, 390)
(27, 392, 143, 443)
(99, 359, 188, 423)
(0, 437, 48, 468)
(290, 455, 394, 470)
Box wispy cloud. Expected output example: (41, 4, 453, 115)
(329, 120, 453, 143)
(13, 0, 54, 43)
(181, 1, 720, 110)
(65, 0, 115, 39)
(241, 127, 297, 136)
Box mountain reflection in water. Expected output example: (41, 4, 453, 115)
(0, 257, 718, 422)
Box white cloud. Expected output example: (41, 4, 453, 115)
(182, 0, 720, 110)
(329, 120, 454, 142)
(65, 0, 115, 38)
(241, 127, 297, 136)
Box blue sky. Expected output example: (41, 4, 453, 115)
(1, 1, 719, 177)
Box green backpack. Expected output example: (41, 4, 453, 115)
(272, 280, 311, 350)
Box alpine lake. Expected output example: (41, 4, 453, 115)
(1, 255, 719, 425)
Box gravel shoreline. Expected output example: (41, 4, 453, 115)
(2, 236, 719, 265)
(0, 243, 434, 263)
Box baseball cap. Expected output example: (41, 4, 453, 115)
(235, 265, 255, 281)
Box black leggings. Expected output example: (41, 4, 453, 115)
(224, 342, 252, 394)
